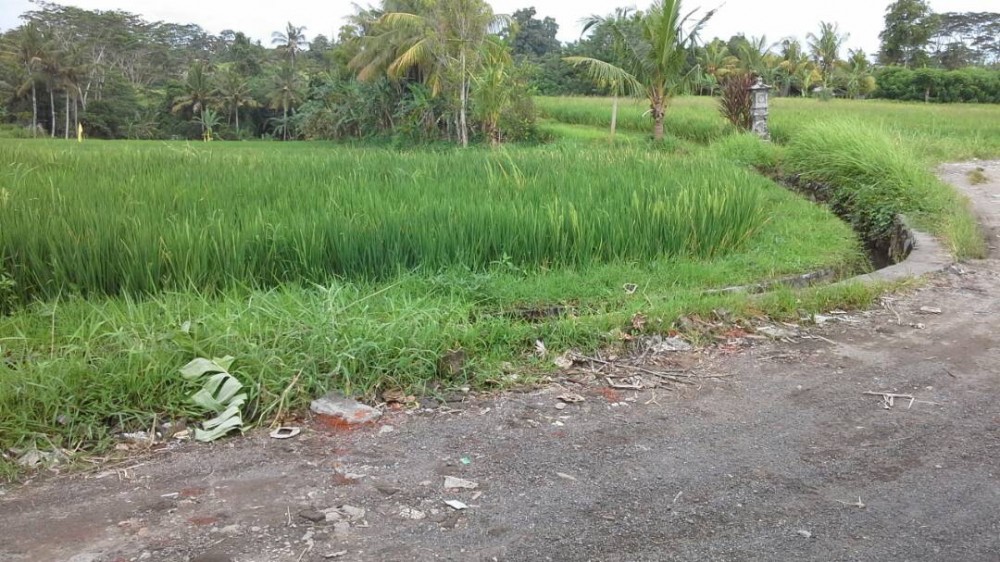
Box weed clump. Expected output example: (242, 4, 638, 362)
(783, 120, 985, 258)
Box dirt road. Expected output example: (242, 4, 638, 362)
(2, 163, 998, 562)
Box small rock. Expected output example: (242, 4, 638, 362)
(310, 392, 381, 425)
(918, 306, 943, 315)
(375, 484, 402, 496)
(332, 522, 350, 535)
(400, 507, 426, 520)
(797, 530, 812, 539)
(444, 499, 469, 510)
(556, 393, 585, 404)
(644, 335, 693, 353)
(323, 505, 365, 522)
(553, 354, 574, 369)
(444, 476, 478, 490)
(555, 402, 567, 411)
(378, 425, 395, 435)
(219, 524, 242, 535)
(299, 510, 326, 523)
(189, 554, 234, 562)
(757, 326, 797, 339)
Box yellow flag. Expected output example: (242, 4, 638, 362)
(77, 123, 83, 142)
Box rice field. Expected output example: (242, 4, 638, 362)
(8, 93, 996, 474)
(1, 141, 776, 302)
(537, 95, 1000, 161)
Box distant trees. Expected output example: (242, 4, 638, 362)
(807, 22, 848, 89)
(873, 5, 999, 103)
(0, 0, 996, 141)
(878, 0, 936, 68)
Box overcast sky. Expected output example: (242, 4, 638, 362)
(2, 0, 997, 55)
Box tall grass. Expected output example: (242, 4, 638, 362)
(783, 120, 986, 258)
(1, 141, 769, 301)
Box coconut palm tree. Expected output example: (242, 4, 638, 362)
(564, 0, 715, 141)
(472, 39, 513, 145)
(267, 64, 304, 140)
(350, 0, 511, 147)
(776, 38, 808, 96)
(272, 23, 307, 67)
(698, 40, 738, 96)
(215, 67, 258, 134)
(4, 23, 46, 135)
(839, 49, 876, 99)
(807, 21, 849, 89)
(172, 62, 215, 138)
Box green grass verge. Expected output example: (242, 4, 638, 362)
(783, 120, 986, 259)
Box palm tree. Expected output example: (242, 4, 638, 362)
(267, 64, 304, 140)
(194, 108, 222, 141)
(215, 67, 258, 133)
(57, 51, 85, 140)
(839, 49, 875, 99)
(807, 22, 848, 89)
(697, 40, 738, 96)
(564, 0, 715, 141)
(472, 39, 513, 146)
(4, 24, 46, 135)
(776, 38, 808, 96)
(350, 0, 510, 147)
(171, 62, 215, 138)
(272, 23, 307, 67)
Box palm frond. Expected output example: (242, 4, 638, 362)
(388, 37, 432, 79)
(563, 56, 642, 96)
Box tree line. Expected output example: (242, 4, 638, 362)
(0, 0, 996, 144)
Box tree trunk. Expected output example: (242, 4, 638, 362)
(65, 92, 70, 139)
(610, 95, 619, 139)
(50, 88, 56, 138)
(283, 104, 288, 140)
(651, 96, 665, 141)
(235, 108, 240, 136)
(459, 51, 468, 148)
(31, 82, 38, 136)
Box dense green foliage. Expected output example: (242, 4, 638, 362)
(879, 0, 937, 68)
(0, 1, 539, 145)
(874, 66, 1000, 103)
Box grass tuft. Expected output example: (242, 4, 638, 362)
(783, 120, 986, 259)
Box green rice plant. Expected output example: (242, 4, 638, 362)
(0, 141, 770, 301)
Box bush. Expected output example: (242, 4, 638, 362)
(719, 73, 754, 131)
(874, 66, 1000, 104)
